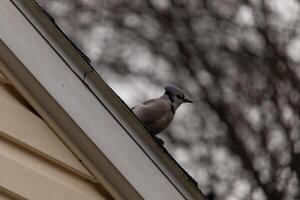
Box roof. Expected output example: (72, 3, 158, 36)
(0, 1, 207, 199)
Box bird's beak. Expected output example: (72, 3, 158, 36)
(183, 97, 193, 103)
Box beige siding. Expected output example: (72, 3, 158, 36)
(0, 70, 112, 199)
(0, 194, 12, 200)
(0, 191, 16, 200)
(0, 83, 95, 181)
(0, 186, 26, 200)
(0, 149, 102, 200)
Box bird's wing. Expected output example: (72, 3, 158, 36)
(132, 98, 170, 124)
(131, 99, 155, 110)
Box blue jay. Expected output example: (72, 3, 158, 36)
(132, 85, 193, 135)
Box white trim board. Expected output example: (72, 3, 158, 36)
(0, 1, 206, 200)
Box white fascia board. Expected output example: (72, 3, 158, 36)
(0, 1, 206, 200)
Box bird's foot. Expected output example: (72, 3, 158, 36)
(154, 136, 165, 145)
(142, 124, 165, 145)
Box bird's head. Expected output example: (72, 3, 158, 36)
(164, 85, 193, 110)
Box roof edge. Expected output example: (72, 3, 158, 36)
(7, 1, 207, 199)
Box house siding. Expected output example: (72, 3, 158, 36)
(0, 69, 112, 200)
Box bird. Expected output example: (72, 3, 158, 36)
(132, 85, 193, 136)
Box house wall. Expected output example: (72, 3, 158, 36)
(0, 66, 113, 199)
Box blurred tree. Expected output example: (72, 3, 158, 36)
(36, 0, 300, 199)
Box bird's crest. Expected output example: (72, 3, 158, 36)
(164, 85, 185, 96)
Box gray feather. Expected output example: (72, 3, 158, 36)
(132, 96, 174, 135)
(131, 85, 192, 135)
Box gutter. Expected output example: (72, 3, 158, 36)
(4, 1, 207, 199)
